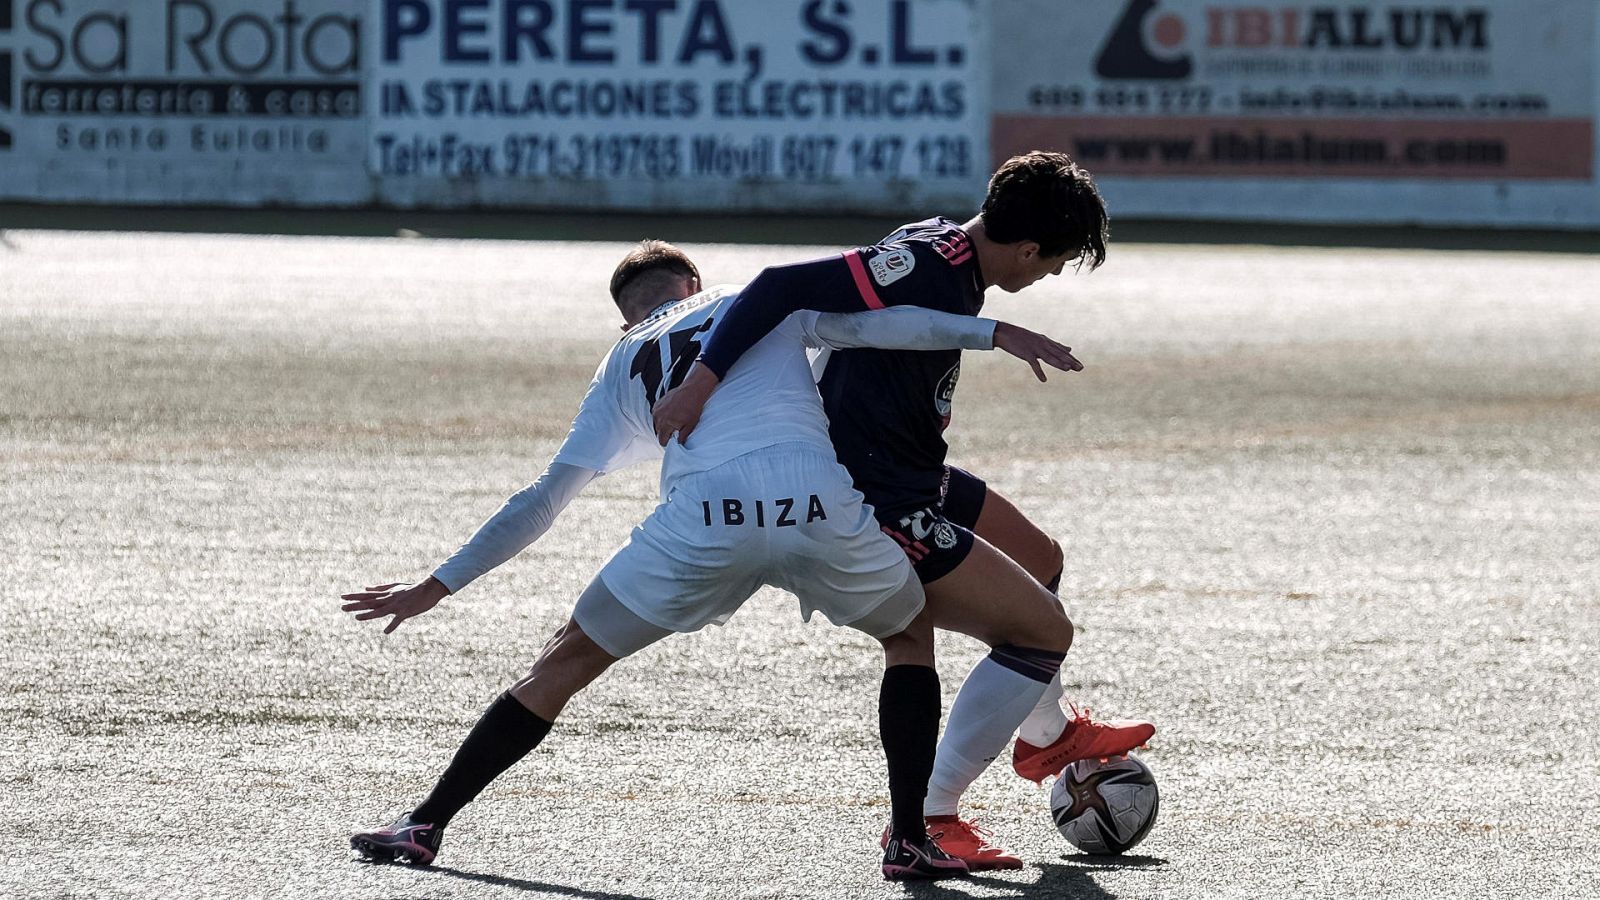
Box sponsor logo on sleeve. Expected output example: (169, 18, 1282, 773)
(934, 363, 960, 419)
(868, 248, 916, 287)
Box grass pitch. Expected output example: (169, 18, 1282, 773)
(2, 228, 1597, 899)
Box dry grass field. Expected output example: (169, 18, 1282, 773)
(2, 227, 1597, 899)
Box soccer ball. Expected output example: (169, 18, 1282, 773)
(1050, 754, 1160, 854)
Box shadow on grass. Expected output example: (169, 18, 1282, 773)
(1055, 853, 1168, 870)
(900, 856, 1168, 899)
(422, 864, 658, 900)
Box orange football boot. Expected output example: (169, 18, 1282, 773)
(923, 816, 1023, 871)
(1012, 706, 1155, 783)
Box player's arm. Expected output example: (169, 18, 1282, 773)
(697, 255, 869, 377)
(338, 463, 599, 634)
(653, 249, 957, 443)
(802, 309, 1083, 380)
(430, 462, 598, 590)
(341, 353, 647, 634)
(801, 307, 995, 352)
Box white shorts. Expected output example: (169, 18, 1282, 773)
(591, 442, 919, 650)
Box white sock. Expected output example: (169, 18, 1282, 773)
(1016, 672, 1069, 747)
(924, 657, 1051, 817)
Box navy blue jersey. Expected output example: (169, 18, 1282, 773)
(816, 218, 986, 517)
(697, 216, 986, 517)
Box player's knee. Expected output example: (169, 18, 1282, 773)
(879, 615, 935, 667)
(1043, 539, 1065, 590)
(992, 603, 1072, 653)
(1028, 607, 1074, 654)
(534, 621, 614, 672)
(1047, 611, 1074, 653)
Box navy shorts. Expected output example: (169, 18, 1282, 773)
(941, 465, 988, 530)
(877, 466, 989, 584)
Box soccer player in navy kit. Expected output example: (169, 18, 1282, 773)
(652, 152, 1156, 869)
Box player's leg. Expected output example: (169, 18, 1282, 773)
(944, 466, 1077, 753)
(943, 465, 1064, 588)
(863, 598, 968, 880)
(351, 579, 667, 865)
(771, 453, 965, 880)
(841, 591, 968, 881)
(918, 533, 1074, 809)
(945, 466, 1154, 782)
(886, 519, 1147, 868)
(412, 601, 642, 823)
(863, 532, 1065, 870)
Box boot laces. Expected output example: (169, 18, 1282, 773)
(937, 817, 999, 848)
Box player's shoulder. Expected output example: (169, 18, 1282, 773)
(874, 216, 974, 268)
(851, 217, 974, 291)
(848, 217, 975, 298)
(616, 284, 743, 346)
(597, 285, 744, 385)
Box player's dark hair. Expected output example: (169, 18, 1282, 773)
(979, 151, 1109, 270)
(609, 240, 701, 307)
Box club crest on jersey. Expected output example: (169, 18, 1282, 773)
(868, 249, 915, 287)
(933, 522, 959, 550)
(934, 363, 961, 418)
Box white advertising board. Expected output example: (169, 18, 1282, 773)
(0, 0, 369, 205)
(992, 0, 1600, 227)
(366, 0, 988, 212)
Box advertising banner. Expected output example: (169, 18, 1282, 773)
(0, 0, 368, 204)
(367, 0, 987, 212)
(992, 0, 1600, 225)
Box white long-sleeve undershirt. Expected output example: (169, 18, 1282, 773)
(431, 462, 597, 593)
(800, 307, 996, 352)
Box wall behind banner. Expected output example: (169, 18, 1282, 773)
(992, 0, 1600, 228)
(2, 0, 1599, 227)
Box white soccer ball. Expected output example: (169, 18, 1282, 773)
(1050, 754, 1160, 854)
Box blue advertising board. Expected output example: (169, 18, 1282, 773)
(366, 0, 987, 212)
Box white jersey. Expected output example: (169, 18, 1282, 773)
(554, 284, 845, 494)
(432, 285, 995, 594)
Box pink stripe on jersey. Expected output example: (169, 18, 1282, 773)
(843, 251, 886, 310)
(933, 233, 971, 264)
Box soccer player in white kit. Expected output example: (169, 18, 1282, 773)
(342, 242, 1082, 880)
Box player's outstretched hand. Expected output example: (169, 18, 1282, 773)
(651, 361, 721, 446)
(992, 322, 1084, 382)
(340, 577, 450, 634)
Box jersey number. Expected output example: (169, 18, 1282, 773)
(630, 317, 716, 408)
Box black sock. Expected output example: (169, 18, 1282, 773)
(879, 664, 941, 843)
(411, 692, 553, 827)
